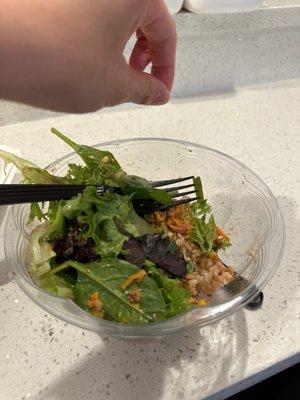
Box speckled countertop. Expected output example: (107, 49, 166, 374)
(0, 79, 299, 400)
(1, 5, 300, 399)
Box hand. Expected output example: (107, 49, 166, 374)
(0, 0, 176, 112)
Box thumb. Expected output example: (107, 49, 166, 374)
(124, 67, 170, 106)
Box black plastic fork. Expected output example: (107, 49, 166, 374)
(0, 176, 198, 214)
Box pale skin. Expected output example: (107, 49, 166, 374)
(0, 0, 176, 113)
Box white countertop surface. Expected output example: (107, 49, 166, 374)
(0, 79, 299, 400)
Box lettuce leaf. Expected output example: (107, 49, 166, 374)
(0, 149, 69, 184)
(27, 224, 56, 278)
(43, 187, 155, 258)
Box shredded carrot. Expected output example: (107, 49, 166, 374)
(150, 203, 193, 235)
(167, 215, 180, 227)
(186, 273, 194, 280)
(120, 269, 147, 290)
(165, 204, 193, 235)
(86, 292, 102, 312)
(167, 223, 191, 235)
(209, 251, 219, 260)
(189, 297, 208, 306)
(153, 211, 164, 222)
(216, 226, 230, 242)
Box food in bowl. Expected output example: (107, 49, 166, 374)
(0, 129, 235, 324)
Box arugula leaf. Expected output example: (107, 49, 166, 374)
(192, 176, 212, 215)
(0, 149, 70, 184)
(187, 261, 196, 274)
(213, 238, 231, 252)
(145, 262, 190, 317)
(189, 176, 219, 254)
(43, 200, 66, 240)
(123, 175, 171, 205)
(191, 214, 216, 255)
(29, 203, 45, 222)
(51, 128, 121, 174)
(63, 259, 167, 323)
(67, 163, 87, 181)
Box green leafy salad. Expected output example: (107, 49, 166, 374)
(0, 129, 233, 324)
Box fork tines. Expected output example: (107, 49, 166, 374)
(150, 176, 198, 212)
(151, 175, 194, 187)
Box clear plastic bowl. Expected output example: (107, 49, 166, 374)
(4, 138, 285, 338)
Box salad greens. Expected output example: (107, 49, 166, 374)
(190, 177, 218, 254)
(0, 129, 231, 324)
(43, 187, 154, 258)
(145, 261, 190, 317)
(64, 259, 166, 323)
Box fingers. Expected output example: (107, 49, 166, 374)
(139, 0, 177, 91)
(121, 64, 170, 106)
(129, 35, 151, 72)
(111, 0, 177, 109)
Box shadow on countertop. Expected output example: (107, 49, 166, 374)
(29, 194, 299, 400)
(34, 309, 249, 400)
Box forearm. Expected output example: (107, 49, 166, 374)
(0, 0, 176, 113)
(0, 1, 101, 112)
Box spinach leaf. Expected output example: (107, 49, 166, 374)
(145, 262, 190, 317)
(105, 192, 155, 237)
(123, 175, 171, 205)
(38, 274, 75, 299)
(51, 128, 121, 174)
(68, 259, 166, 323)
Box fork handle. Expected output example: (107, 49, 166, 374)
(0, 184, 86, 206)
